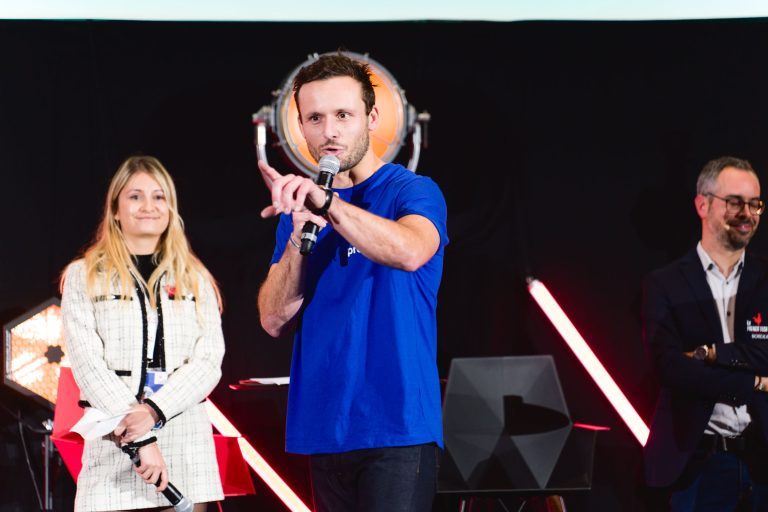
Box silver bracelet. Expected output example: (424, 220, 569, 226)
(289, 236, 301, 250)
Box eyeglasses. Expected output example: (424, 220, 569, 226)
(706, 193, 765, 215)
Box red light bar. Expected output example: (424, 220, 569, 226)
(205, 400, 312, 512)
(573, 423, 611, 431)
(527, 278, 649, 446)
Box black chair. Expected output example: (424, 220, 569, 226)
(438, 356, 603, 511)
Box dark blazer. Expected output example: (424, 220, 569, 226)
(642, 247, 768, 488)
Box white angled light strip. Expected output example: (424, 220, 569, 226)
(528, 278, 650, 446)
(204, 400, 312, 512)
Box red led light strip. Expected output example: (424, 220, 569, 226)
(205, 400, 312, 512)
(527, 279, 650, 446)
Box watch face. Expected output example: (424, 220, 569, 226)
(693, 345, 708, 361)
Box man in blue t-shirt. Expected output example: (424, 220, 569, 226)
(257, 53, 448, 512)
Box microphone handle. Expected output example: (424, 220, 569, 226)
(161, 482, 192, 510)
(299, 170, 335, 255)
(126, 449, 193, 512)
(300, 222, 319, 255)
(316, 170, 334, 189)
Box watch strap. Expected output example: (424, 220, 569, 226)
(309, 188, 334, 216)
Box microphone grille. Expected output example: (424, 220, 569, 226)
(318, 155, 340, 176)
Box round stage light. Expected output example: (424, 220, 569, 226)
(253, 51, 430, 178)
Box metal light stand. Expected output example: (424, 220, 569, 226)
(29, 418, 56, 511)
(42, 419, 54, 510)
(20, 417, 57, 511)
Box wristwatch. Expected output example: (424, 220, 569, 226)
(693, 344, 710, 361)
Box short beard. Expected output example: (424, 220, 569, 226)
(339, 129, 369, 172)
(719, 220, 754, 250)
(308, 130, 370, 173)
(722, 231, 750, 250)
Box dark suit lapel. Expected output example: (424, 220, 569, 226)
(735, 252, 763, 333)
(679, 248, 722, 342)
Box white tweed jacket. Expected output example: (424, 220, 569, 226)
(61, 259, 225, 511)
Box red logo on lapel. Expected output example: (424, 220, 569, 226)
(754, 312, 763, 326)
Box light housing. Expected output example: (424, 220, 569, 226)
(3, 298, 67, 408)
(253, 51, 430, 177)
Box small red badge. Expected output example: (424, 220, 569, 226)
(164, 284, 176, 300)
(754, 312, 763, 326)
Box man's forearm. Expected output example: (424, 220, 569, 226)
(326, 196, 439, 272)
(713, 342, 768, 373)
(257, 240, 307, 337)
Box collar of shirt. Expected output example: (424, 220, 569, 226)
(696, 241, 745, 283)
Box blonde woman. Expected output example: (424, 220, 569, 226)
(61, 155, 224, 512)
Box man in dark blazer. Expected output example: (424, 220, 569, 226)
(644, 156, 768, 511)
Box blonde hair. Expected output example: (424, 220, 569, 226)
(62, 155, 222, 311)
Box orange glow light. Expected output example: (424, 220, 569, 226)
(283, 70, 403, 167)
(205, 400, 312, 512)
(275, 53, 407, 178)
(5, 303, 67, 405)
(527, 279, 650, 446)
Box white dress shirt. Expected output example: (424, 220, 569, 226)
(697, 242, 751, 437)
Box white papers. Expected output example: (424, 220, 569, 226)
(244, 376, 290, 386)
(70, 408, 128, 440)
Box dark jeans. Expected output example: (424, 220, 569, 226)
(670, 436, 768, 512)
(309, 443, 440, 512)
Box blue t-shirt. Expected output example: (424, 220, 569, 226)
(270, 163, 448, 454)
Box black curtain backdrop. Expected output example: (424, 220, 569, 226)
(2, 18, 768, 511)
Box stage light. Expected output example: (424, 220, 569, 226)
(527, 278, 650, 446)
(3, 298, 68, 408)
(205, 400, 311, 512)
(253, 51, 430, 177)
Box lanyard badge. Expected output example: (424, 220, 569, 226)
(142, 370, 168, 399)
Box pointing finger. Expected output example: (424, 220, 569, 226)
(261, 205, 280, 218)
(258, 160, 281, 188)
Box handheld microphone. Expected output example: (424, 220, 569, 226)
(123, 446, 194, 512)
(300, 155, 340, 255)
